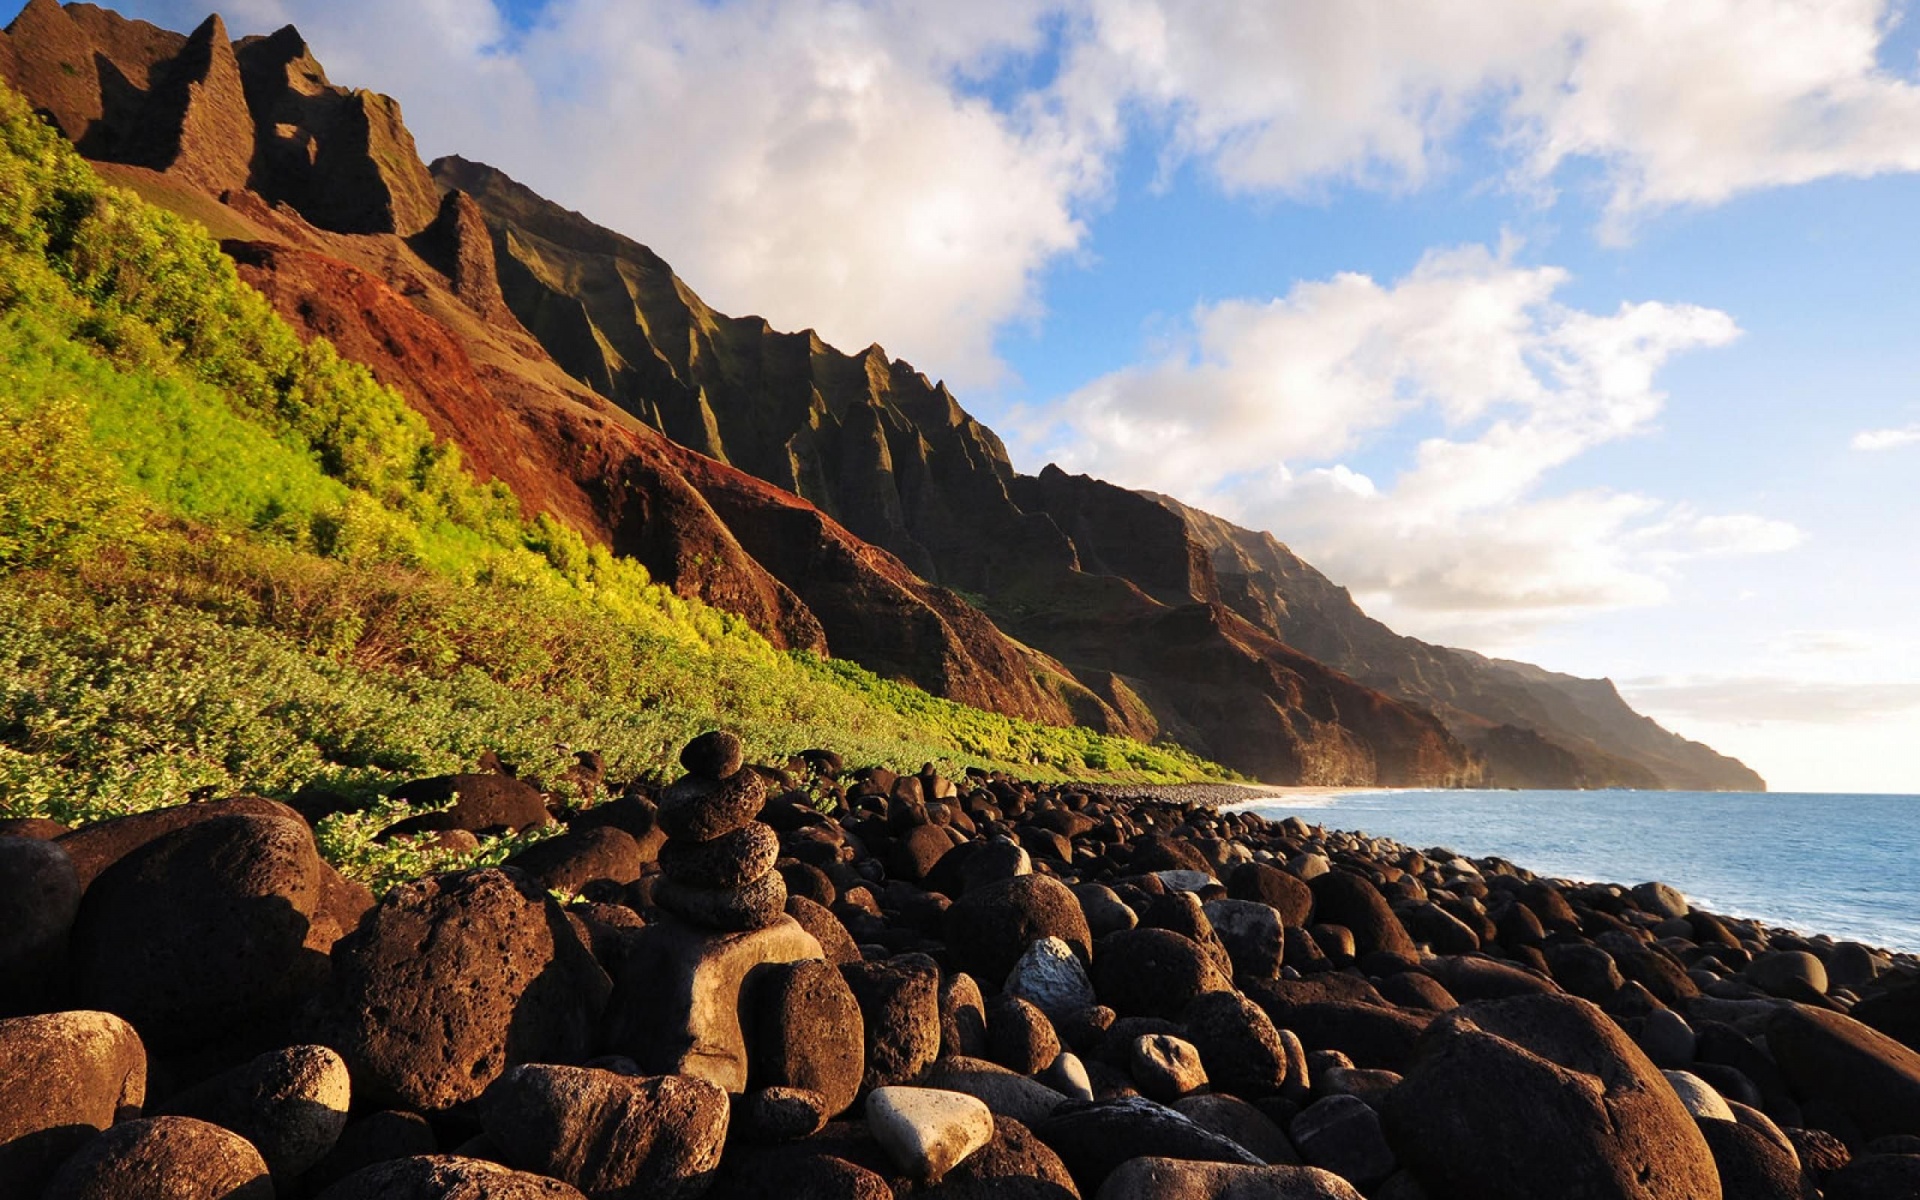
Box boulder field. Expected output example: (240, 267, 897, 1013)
(2, 732, 1917, 1199)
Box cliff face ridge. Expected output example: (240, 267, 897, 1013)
(1, 2, 1759, 788)
(0, 0, 1117, 736)
(433, 156, 1479, 785)
(436, 148, 1756, 790)
(1144, 493, 1765, 791)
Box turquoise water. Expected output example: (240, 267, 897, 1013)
(1235, 790, 1920, 954)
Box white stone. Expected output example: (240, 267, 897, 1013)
(1288, 853, 1331, 881)
(867, 1086, 993, 1181)
(1663, 1070, 1736, 1122)
(1095, 1158, 1364, 1200)
(1155, 869, 1216, 893)
(1005, 936, 1096, 1020)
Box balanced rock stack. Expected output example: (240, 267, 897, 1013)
(652, 731, 785, 932)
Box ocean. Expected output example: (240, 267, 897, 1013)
(1230, 789, 1920, 954)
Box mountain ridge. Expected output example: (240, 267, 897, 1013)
(1142, 491, 1764, 790)
(0, 0, 1762, 789)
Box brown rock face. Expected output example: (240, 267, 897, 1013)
(309, 867, 611, 1113)
(0, 1009, 147, 1198)
(230, 23, 442, 235)
(1148, 491, 1766, 790)
(68, 812, 326, 1051)
(433, 155, 1487, 782)
(134, 13, 253, 192)
(1382, 994, 1721, 1200)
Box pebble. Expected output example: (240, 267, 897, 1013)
(1132, 1033, 1209, 1101)
(865, 1086, 994, 1181)
(1005, 935, 1099, 1020)
(1663, 1069, 1737, 1122)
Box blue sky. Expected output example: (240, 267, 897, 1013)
(53, 0, 1920, 791)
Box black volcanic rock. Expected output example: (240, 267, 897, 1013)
(1381, 994, 1720, 1200)
(307, 867, 610, 1113)
(69, 812, 325, 1051)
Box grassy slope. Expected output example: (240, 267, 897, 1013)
(0, 81, 1227, 843)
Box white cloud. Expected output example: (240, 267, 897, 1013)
(1019, 242, 1800, 637)
(1622, 676, 1920, 725)
(1766, 630, 1876, 658)
(1853, 424, 1920, 450)
(1058, 0, 1920, 236)
(123, 0, 1920, 387)
(132, 0, 1091, 388)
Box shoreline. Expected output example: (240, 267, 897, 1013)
(6, 748, 1920, 1197)
(1220, 785, 1920, 959)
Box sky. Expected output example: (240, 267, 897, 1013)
(48, 0, 1920, 792)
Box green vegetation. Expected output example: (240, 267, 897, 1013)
(0, 79, 1225, 857)
(312, 797, 565, 895)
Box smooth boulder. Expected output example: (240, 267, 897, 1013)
(43, 1115, 271, 1200)
(946, 875, 1093, 984)
(1090, 928, 1231, 1019)
(1381, 993, 1720, 1200)
(867, 1086, 994, 1181)
(317, 1154, 587, 1198)
(1307, 872, 1416, 960)
(751, 957, 866, 1116)
(481, 1065, 728, 1200)
(70, 812, 324, 1049)
(1036, 1096, 1265, 1193)
(158, 1043, 351, 1181)
(1095, 1157, 1364, 1200)
(0, 835, 81, 1014)
(0, 1009, 147, 1196)
(1007, 936, 1100, 1020)
(1767, 1003, 1920, 1139)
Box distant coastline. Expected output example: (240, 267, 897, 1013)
(1234, 787, 1920, 954)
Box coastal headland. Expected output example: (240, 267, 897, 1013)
(3, 732, 1918, 1198)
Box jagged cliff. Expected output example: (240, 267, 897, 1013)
(0, 1, 1761, 788)
(1146, 493, 1765, 791)
(432, 143, 1756, 790)
(0, 0, 1124, 738)
(433, 156, 1478, 785)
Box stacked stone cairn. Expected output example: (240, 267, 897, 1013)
(653, 730, 786, 931)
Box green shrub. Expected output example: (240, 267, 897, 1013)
(0, 78, 1229, 850)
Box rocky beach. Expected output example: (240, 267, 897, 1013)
(4, 732, 1919, 1199)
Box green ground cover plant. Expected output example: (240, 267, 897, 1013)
(0, 80, 1227, 872)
